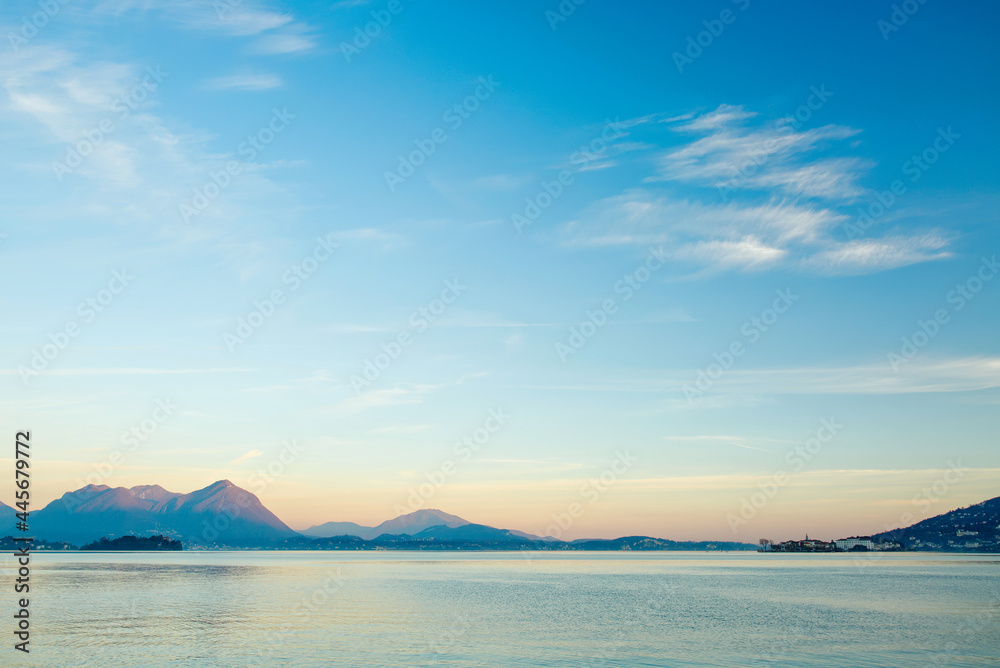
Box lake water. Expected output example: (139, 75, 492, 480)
(4, 551, 998, 667)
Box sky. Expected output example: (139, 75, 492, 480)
(0, 0, 998, 542)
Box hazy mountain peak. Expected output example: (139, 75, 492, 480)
(72, 484, 111, 495)
(301, 508, 473, 540)
(393, 508, 468, 523)
(130, 484, 169, 492)
(129, 484, 179, 503)
(370, 508, 471, 538)
(35, 479, 296, 546)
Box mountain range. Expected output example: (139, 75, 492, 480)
(6, 480, 998, 551)
(302, 508, 470, 540)
(11, 480, 755, 550)
(30, 480, 296, 546)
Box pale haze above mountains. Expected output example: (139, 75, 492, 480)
(9, 480, 996, 551)
(19, 480, 545, 547)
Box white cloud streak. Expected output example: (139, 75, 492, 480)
(205, 72, 283, 91)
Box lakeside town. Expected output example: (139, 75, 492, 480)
(759, 497, 1000, 553)
(758, 536, 889, 552)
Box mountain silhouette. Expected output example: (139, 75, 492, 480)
(405, 523, 533, 543)
(303, 508, 470, 540)
(32, 480, 296, 546)
(20, 482, 995, 551)
(0, 500, 15, 527)
(299, 520, 371, 538)
(872, 495, 1000, 551)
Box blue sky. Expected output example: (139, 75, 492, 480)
(1, 0, 998, 541)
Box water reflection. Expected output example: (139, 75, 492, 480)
(5, 552, 997, 667)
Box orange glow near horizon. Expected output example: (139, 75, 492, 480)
(10, 459, 997, 543)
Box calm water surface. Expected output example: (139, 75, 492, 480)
(4, 551, 998, 667)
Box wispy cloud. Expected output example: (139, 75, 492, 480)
(653, 104, 871, 201)
(673, 237, 787, 271)
(321, 308, 691, 336)
(566, 190, 845, 246)
(315, 373, 487, 416)
(332, 227, 405, 244)
(231, 449, 265, 464)
(559, 117, 653, 173)
(808, 234, 952, 274)
(0, 39, 309, 241)
(92, 0, 315, 54)
(713, 356, 1000, 396)
(563, 187, 949, 276)
(252, 27, 317, 55)
(0, 47, 167, 188)
(321, 323, 395, 334)
(95, 0, 293, 35)
(562, 467, 1000, 492)
(321, 311, 561, 335)
(0, 367, 252, 376)
(473, 174, 535, 191)
(674, 104, 756, 132)
(319, 386, 428, 416)
(205, 72, 283, 91)
(550, 104, 953, 276)
(435, 311, 561, 329)
(367, 424, 434, 434)
(662, 435, 775, 453)
(513, 357, 1000, 398)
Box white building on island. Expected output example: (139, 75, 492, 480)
(834, 537, 876, 551)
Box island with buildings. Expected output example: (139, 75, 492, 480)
(758, 536, 893, 552)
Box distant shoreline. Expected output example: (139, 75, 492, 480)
(18, 547, 999, 554)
